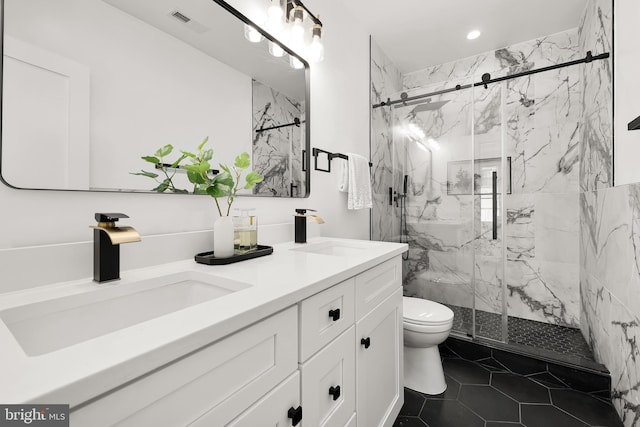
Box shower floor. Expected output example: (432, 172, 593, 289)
(446, 304, 595, 363)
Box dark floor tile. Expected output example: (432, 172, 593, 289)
(550, 389, 623, 426)
(527, 372, 568, 388)
(491, 372, 550, 403)
(486, 423, 525, 427)
(426, 375, 460, 400)
(548, 364, 611, 393)
(493, 349, 547, 375)
(445, 338, 492, 360)
(438, 342, 458, 358)
(419, 399, 484, 427)
(399, 388, 426, 416)
(458, 384, 520, 422)
(442, 358, 490, 385)
(521, 404, 589, 427)
(393, 416, 428, 427)
(476, 357, 509, 372)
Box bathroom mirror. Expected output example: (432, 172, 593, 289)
(0, 0, 310, 197)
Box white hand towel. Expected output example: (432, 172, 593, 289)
(346, 152, 372, 210)
(337, 158, 349, 193)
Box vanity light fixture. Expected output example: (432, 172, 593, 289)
(243, 0, 324, 67)
(466, 30, 481, 40)
(244, 24, 264, 43)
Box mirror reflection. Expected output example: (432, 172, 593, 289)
(1, 0, 309, 197)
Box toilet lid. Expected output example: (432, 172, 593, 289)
(403, 297, 454, 325)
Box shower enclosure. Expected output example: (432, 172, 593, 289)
(370, 29, 608, 362)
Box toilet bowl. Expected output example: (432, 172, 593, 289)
(403, 296, 454, 395)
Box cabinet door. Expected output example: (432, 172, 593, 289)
(356, 288, 403, 427)
(226, 371, 301, 427)
(301, 326, 355, 427)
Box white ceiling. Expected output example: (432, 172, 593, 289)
(341, 0, 588, 74)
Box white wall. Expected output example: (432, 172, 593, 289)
(614, 0, 640, 185)
(0, 0, 371, 291)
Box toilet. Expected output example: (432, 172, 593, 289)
(403, 296, 454, 395)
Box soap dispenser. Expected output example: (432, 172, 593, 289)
(295, 209, 324, 243)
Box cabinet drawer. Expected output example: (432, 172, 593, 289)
(71, 307, 298, 427)
(202, 371, 301, 427)
(355, 257, 401, 320)
(301, 326, 356, 427)
(300, 278, 355, 361)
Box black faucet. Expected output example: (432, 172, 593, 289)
(295, 209, 324, 243)
(91, 213, 141, 283)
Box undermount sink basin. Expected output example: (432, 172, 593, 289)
(291, 241, 374, 256)
(0, 271, 251, 356)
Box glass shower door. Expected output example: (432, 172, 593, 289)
(471, 78, 507, 342)
(390, 80, 476, 338)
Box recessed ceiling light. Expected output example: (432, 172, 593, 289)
(467, 30, 481, 40)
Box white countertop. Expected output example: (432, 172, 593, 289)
(0, 238, 407, 406)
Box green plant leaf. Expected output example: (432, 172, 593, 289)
(130, 170, 159, 179)
(170, 154, 187, 169)
(234, 152, 251, 169)
(180, 150, 196, 159)
(244, 170, 264, 189)
(173, 188, 189, 194)
(141, 156, 160, 164)
(152, 178, 171, 192)
(155, 144, 173, 158)
(197, 136, 209, 151)
(213, 172, 234, 189)
(219, 164, 231, 175)
(206, 184, 226, 198)
(202, 148, 214, 162)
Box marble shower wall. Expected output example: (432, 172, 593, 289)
(370, 39, 403, 241)
(580, 184, 640, 426)
(578, 0, 613, 191)
(577, 0, 633, 424)
(252, 80, 305, 197)
(399, 29, 583, 327)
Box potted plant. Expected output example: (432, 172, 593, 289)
(132, 137, 263, 257)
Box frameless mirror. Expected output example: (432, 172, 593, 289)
(0, 0, 310, 197)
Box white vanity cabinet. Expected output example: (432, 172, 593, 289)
(68, 254, 403, 427)
(299, 256, 403, 427)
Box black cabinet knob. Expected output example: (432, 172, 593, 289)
(361, 337, 371, 349)
(328, 308, 341, 321)
(287, 406, 302, 426)
(329, 385, 341, 401)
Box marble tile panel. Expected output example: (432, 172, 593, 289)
(506, 258, 579, 327)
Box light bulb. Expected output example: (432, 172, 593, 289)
(269, 41, 286, 57)
(289, 6, 305, 48)
(289, 55, 304, 69)
(244, 24, 263, 43)
(266, 0, 284, 33)
(308, 24, 324, 62)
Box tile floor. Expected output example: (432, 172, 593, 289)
(446, 304, 594, 361)
(394, 343, 623, 427)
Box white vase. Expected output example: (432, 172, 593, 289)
(214, 216, 235, 258)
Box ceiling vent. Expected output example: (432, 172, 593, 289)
(167, 9, 208, 34)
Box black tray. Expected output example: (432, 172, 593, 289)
(194, 245, 273, 265)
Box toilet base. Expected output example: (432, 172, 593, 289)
(404, 345, 446, 395)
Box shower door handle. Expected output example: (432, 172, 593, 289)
(492, 171, 498, 240)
